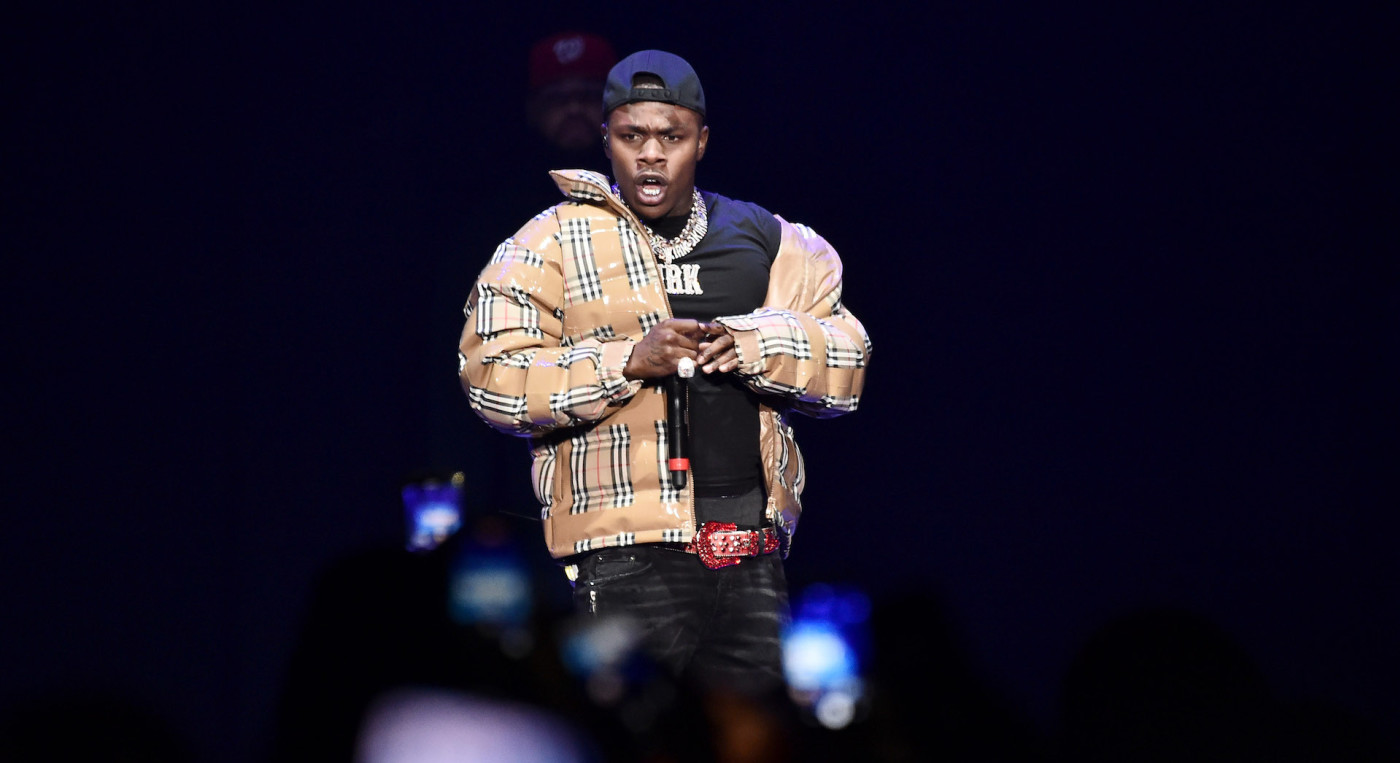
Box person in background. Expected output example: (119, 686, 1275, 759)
(526, 32, 617, 158)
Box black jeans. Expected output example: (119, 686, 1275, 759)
(571, 544, 790, 695)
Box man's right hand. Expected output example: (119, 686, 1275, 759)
(624, 319, 719, 380)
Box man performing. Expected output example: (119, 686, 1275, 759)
(458, 50, 871, 693)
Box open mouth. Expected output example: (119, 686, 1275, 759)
(635, 175, 667, 203)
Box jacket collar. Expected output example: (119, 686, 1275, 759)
(550, 169, 712, 246)
(548, 169, 627, 213)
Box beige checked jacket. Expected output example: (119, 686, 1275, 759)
(459, 170, 871, 559)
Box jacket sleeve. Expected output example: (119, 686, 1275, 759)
(457, 210, 642, 436)
(714, 217, 872, 419)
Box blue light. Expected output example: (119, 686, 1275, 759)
(783, 583, 871, 710)
(402, 480, 464, 551)
(783, 620, 856, 692)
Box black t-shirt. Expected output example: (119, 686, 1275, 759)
(657, 191, 782, 500)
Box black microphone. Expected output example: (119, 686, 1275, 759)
(664, 371, 689, 489)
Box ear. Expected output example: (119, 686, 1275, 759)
(601, 124, 612, 160)
(696, 125, 709, 161)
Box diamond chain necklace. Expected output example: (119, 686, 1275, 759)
(612, 185, 708, 264)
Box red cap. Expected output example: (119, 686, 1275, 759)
(528, 32, 618, 90)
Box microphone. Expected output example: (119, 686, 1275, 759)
(665, 358, 695, 489)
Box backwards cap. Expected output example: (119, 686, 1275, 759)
(602, 50, 706, 119)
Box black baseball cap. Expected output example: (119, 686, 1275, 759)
(602, 50, 706, 119)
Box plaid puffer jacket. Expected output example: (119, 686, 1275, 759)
(458, 170, 872, 559)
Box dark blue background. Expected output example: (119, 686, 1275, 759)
(5, 2, 1394, 759)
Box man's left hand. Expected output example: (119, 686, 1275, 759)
(697, 323, 740, 374)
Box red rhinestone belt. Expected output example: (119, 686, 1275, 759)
(685, 522, 781, 569)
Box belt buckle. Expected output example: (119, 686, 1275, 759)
(692, 521, 747, 570)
